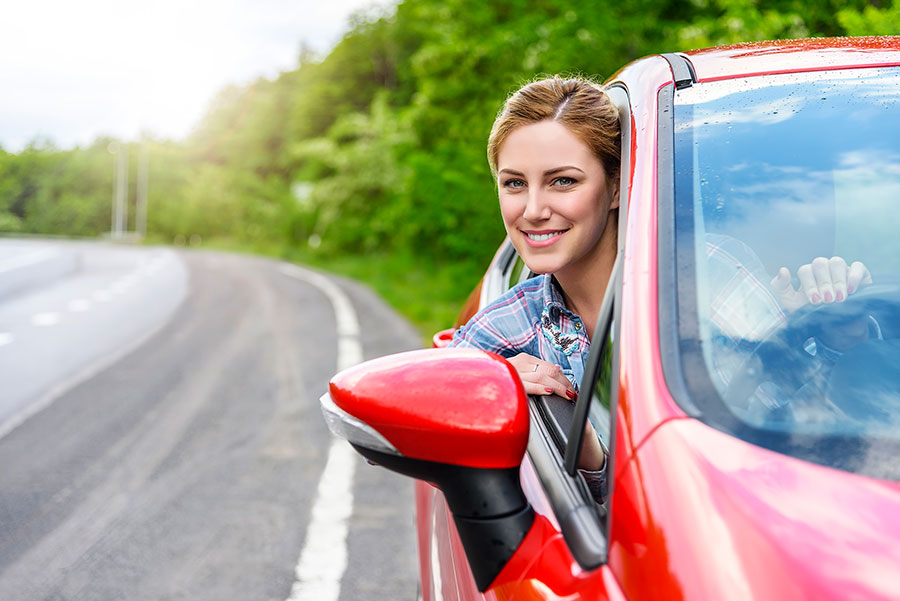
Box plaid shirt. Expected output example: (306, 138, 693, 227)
(451, 274, 591, 391)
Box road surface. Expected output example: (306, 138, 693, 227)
(0, 238, 420, 600)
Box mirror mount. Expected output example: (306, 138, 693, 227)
(353, 446, 534, 591)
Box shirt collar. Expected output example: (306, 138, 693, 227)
(541, 275, 578, 319)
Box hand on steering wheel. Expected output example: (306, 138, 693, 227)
(770, 256, 872, 312)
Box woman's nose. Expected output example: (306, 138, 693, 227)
(523, 190, 551, 221)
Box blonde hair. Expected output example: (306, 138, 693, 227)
(487, 76, 620, 183)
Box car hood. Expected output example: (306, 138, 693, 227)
(619, 417, 900, 600)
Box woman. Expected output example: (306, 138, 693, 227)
(450, 76, 617, 481)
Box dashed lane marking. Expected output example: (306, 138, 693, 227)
(279, 263, 362, 601)
(68, 299, 91, 312)
(32, 312, 60, 327)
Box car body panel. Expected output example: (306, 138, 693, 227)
(607, 55, 688, 460)
(613, 417, 900, 600)
(683, 36, 900, 83)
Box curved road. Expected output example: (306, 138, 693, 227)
(0, 239, 419, 600)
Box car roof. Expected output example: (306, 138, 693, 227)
(681, 36, 900, 83)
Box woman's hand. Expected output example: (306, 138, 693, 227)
(508, 353, 577, 400)
(508, 353, 606, 472)
(770, 257, 873, 312)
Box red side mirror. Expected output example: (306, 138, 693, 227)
(327, 348, 528, 469)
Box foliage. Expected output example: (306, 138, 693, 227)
(1, 0, 897, 336)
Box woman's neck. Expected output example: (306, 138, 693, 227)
(554, 220, 618, 340)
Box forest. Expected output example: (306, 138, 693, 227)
(1, 0, 898, 336)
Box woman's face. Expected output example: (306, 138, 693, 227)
(496, 119, 618, 279)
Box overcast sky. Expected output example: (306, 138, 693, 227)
(0, 0, 389, 152)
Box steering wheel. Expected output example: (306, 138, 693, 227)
(723, 284, 899, 422)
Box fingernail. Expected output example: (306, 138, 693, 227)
(565, 390, 577, 399)
(824, 291, 833, 303)
(544, 387, 554, 394)
(836, 291, 844, 302)
(811, 293, 821, 304)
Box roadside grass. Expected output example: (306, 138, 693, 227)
(168, 236, 482, 346)
(283, 248, 484, 346)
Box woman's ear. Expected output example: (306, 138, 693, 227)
(608, 177, 621, 211)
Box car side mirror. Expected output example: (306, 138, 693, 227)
(320, 348, 534, 591)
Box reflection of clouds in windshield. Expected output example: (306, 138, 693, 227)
(837, 149, 900, 174)
(677, 67, 900, 106)
(676, 67, 900, 135)
(675, 95, 804, 133)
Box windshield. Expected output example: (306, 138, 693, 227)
(672, 67, 900, 480)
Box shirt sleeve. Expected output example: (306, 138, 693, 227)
(449, 313, 516, 356)
(579, 463, 608, 503)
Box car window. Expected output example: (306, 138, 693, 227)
(669, 66, 900, 481)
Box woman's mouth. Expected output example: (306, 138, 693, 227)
(522, 229, 569, 247)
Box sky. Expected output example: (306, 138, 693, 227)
(0, 0, 389, 152)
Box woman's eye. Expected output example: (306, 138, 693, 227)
(503, 178, 526, 189)
(552, 176, 577, 188)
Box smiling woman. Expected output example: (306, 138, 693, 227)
(451, 76, 620, 494)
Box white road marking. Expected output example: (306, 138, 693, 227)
(0, 248, 55, 273)
(32, 312, 60, 327)
(0, 333, 13, 347)
(279, 263, 362, 601)
(0, 284, 182, 441)
(68, 299, 92, 312)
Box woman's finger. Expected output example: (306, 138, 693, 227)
(810, 257, 835, 303)
(509, 353, 575, 398)
(797, 263, 821, 305)
(770, 267, 808, 311)
(828, 256, 849, 302)
(847, 261, 873, 294)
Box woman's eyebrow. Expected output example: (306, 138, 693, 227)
(498, 168, 525, 176)
(544, 166, 585, 176)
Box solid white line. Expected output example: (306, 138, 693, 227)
(0, 248, 55, 273)
(287, 440, 357, 601)
(279, 263, 362, 601)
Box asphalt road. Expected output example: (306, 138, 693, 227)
(0, 240, 420, 600)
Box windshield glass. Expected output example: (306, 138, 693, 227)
(673, 67, 900, 480)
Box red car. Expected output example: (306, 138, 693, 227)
(322, 37, 900, 600)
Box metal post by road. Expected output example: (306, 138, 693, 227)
(116, 146, 129, 237)
(109, 142, 119, 236)
(136, 145, 149, 239)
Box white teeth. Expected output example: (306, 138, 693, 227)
(526, 231, 563, 241)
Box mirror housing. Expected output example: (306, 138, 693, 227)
(320, 348, 534, 591)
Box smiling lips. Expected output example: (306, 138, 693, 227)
(522, 229, 569, 247)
